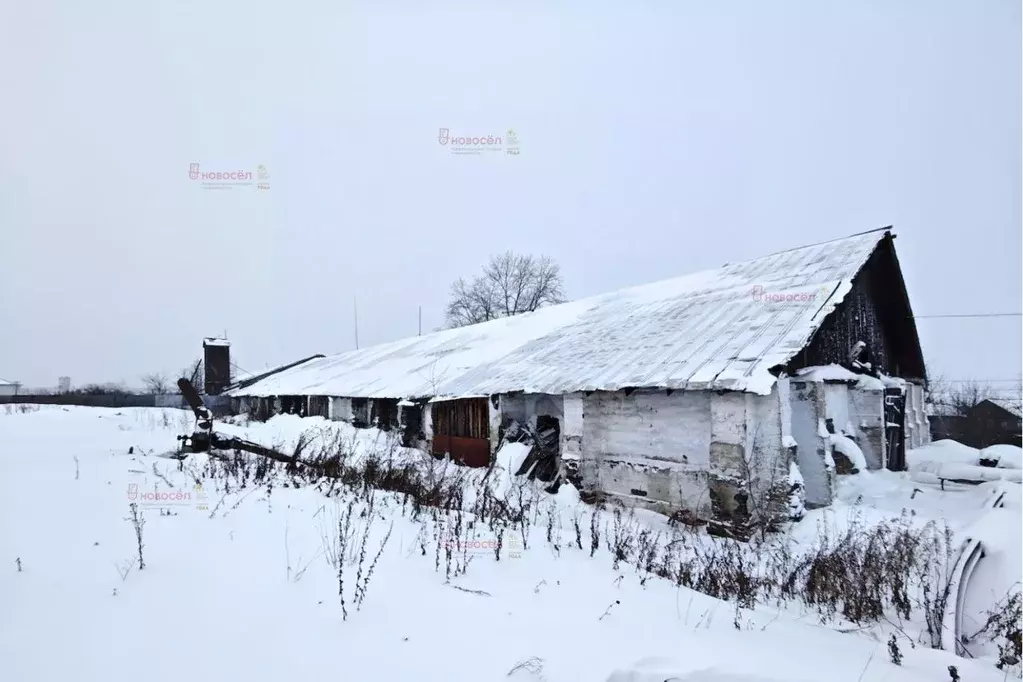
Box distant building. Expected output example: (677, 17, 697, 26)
(0, 378, 20, 397)
(927, 398, 1022, 448)
(965, 398, 1022, 448)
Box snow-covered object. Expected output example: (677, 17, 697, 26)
(830, 434, 867, 472)
(787, 461, 806, 520)
(980, 444, 1022, 470)
(797, 364, 862, 383)
(231, 231, 893, 399)
(816, 418, 864, 474)
(795, 364, 885, 390)
(908, 440, 1023, 483)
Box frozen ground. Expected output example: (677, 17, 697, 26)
(0, 405, 1018, 682)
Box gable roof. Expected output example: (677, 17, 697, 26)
(977, 398, 1023, 418)
(0, 378, 17, 386)
(231, 228, 906, 399)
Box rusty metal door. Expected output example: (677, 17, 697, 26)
(431, 398, 491, 467)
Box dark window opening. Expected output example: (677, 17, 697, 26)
(400, 403, 424, 447)
(351, 398, 369, 428)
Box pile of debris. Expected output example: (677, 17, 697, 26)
(497, 418, 563, 493)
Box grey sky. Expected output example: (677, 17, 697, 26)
(1, 0, 1019, 392)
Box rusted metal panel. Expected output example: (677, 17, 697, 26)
(431, 398, 491, 466)
(431, 434, 491, 467)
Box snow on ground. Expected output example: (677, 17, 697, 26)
(0, 406, 1017, 682)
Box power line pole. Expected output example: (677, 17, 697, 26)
(418, 306, 422, 336)
(354, 297, 359, 350)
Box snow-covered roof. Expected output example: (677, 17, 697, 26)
(232, 229, 897, 399)
(985, 398, 1023, 418)
(204, 338, 230, 347)
(0, 377, 17, 386)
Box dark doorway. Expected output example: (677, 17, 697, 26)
(400, 403, 424, 447)
(884, 388, 906, 471)
(351, 398, 369, 428)
(431, 398, 491, 467)
(371, 399, 399, 431)
(308, 396, 329, 419)
(281, 396, 305, 416)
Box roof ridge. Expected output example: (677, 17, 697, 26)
(721, 226, 893, 267)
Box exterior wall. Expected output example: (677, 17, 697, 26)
(0, 384, 17, 397)
(581, 389, 713, 516)
(788, 380, 834, 507)
(822, 384, 852, 433)
(329, 397, 350, 422)
(489, 396, 503, 455)
(904, 383, 929, 449)
(499, 393, 564, 428)
(849, 385, 885, 469)
(708, 387, 792, 530)
(561, 393, 584, 464)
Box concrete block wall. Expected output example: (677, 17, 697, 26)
(580, 390, 713, 515)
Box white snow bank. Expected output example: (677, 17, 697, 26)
(491, 441, 533, 496)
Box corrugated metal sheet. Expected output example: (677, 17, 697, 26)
(230, 230, 893, 399)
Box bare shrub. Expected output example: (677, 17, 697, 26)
(127, 503, 146, 570)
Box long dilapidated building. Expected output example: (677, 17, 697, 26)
(228, 228, 929, 531)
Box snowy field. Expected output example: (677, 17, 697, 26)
(1, 405, 1019, 682)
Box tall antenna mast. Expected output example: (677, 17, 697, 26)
(418, 306, 422, 336)
(354, 296, 359, 349)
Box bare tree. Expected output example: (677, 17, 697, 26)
(141, 373, 169, 395)
(927, 374, 996, 416)
(445, 252, 566, 328)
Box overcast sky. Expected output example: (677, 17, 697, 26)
(1, 0, 1020, 393)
